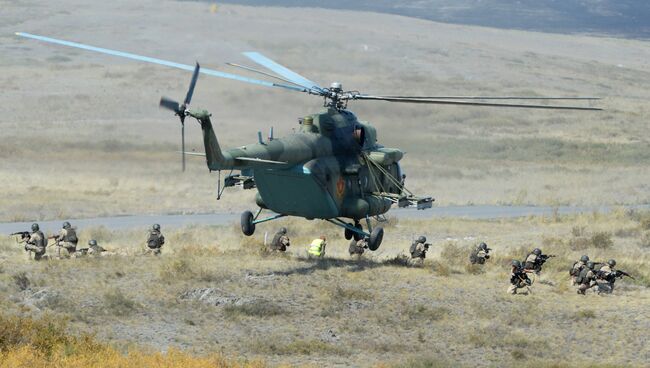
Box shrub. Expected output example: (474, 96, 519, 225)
(403, 304, 450, 322)
(223, 300, 284, 318)
(591, 232, 613, 249)
(103, 289, 138, 316)
(12, 272, 30, 291)
(640, 231, 650, 248)
(574, 309, 596, 320)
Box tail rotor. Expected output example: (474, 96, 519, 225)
(159, 62, 200, 172)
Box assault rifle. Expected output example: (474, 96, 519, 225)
(600, 270, 635, 281)
(47, 234, 60, 247)
(10, 231, 30, 241)
(537, 254, 556, 266)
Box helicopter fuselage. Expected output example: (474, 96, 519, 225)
(197, 108, 403, 221)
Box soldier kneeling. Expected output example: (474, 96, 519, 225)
(269, 227, 290, 252)
(508, 260, 531, 295)
(469, 242, 490, 265)
(146, 224, 165, 255)
(409, 236, 429, 267)
(349, 237, 368, 258)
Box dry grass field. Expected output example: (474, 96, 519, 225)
(1, 0, 650, 366)
(1, 210, 649, 367)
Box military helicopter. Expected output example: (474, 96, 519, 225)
(16, 32, 600, 251)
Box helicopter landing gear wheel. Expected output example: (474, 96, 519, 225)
(344, 223, 354, 240)
(353, 222, 363, 241)
(368, 226, 384, 251)
(241, 210, 255, 236)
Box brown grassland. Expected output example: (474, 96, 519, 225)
(1, 0, 649, 366)
(1, 210, 649, 367)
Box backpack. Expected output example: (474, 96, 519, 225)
(576, 267, 591, 285)
(409, 242, 417, 255)
(65, 228, 78, 245)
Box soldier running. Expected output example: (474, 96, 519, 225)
(146, 224, 165, 255)
(469, 242, 491, 265)
(508, 260, 532, 295)
(269, 227, 290, 252)
(409, 236, 429, 267)
(24, 223, 47, 261)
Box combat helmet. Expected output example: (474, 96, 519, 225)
(533, 248, 542, 255)
(88, 239, 97, 247)
(479, 242, 488, 250)
(31, 223, 39, 231)
(417, 236, 426, 243)
(511, 260, 522, 268)
(607, 259, 616, 267)
(580, 255, 589, 263)
(586, 261, 595, 269)
(152, 224, 161, 231)
(62, 221, 71, 229)
(279, 227, 287, 234)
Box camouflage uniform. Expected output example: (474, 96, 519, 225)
(409, 237, 428, 267)
(56, 224, 78, 258)
(349, 238, 367, 257)
(88, 243, 107, 256)
(596, 263, 616, 294)
(270, 228, 290, 252)
(146, 227, 165, 255)
(508, 261, 531, 295)
(576, 263, 597, 294)
(469, 242, 490, 265)
(570, 255, 589, 285)
(25, 230, 46, 261)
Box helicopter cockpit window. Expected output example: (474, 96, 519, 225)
(353, 125, 366, 146)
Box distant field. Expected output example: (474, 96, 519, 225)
(1, 0, 650, 221)
(216, 0, 650, 38)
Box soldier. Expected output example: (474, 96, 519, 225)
(53, 221, 78, 258)
(469, 242, 491, 265)
(409, 236, 429, 267)
(24, 223, 47, 261)
(576, 261, 597, 295)
(508, 260, 531, 295)
(87, 239, 106, 256)
(269, 227, 290, 252)
(308, 236, 327, 258)
(523, 247, 555, 274)
(146, 224, 165, 255)
(596, 259, 617, 294)
(570, 255, 590, 285)
(349, 237, 368, 257)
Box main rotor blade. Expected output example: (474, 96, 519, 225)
(353, 95, 602, 111)
(243, 51, 324, 93)
(184, 62, 200, 106)
(16, 32, 309, 93)
(381, 96, 601, 100)
(226, 62, 307, 89)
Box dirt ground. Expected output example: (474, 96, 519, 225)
(1, 0, 650, 367)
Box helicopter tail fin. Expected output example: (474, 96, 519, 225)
(190, 110, 231, 170)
